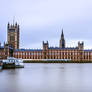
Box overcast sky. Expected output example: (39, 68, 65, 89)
(0, 0, 92, 49)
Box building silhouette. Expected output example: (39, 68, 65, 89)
(0, 22, 92, 62)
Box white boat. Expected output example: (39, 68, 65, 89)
(3, 57, 24, 68)
(15, 58, 24, 68)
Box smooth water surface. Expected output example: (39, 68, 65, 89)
(0, 63, 92, 92)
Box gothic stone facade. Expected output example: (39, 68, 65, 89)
(0, 43, 13, 59)
(7, 22, 19, 49)
(13, 41, 92, 61)
(0, 22, 92, 61)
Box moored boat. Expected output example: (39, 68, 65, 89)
(15, 58, 24, 68)
(2, 57, 24, 69)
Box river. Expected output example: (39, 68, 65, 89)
(0, 63, 92, 92)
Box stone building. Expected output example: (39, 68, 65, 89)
(59, 29, 65, 48)
(0, 22, 92, 61)
(7, 22, 19, 49)
(0, 42, 13, 59)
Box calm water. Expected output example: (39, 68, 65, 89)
(0, 63, 92, 92)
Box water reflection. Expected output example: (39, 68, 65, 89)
(0, 63, 92, 92)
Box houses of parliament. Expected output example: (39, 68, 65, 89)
(0, 22, 92, 62)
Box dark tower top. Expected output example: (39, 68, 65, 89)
(59, 29, 65, 48)
(61, 29, 64, 38)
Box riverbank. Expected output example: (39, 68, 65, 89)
(23, 60, 92, 63)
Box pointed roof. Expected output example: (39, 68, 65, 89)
(61, 28, 64, 37)
(7, 22, 10, 28)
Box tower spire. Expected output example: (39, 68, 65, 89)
(61, 28, 64, 38)
(7, 22, 10, 28)
(59, 28, 65, 48)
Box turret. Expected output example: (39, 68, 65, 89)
(43, 41, 49, 50)
(7, 22, 20, 49)
(59, 29, 65, 48)
(78, 41, 84, 50)
(43, 41, 49, 59)
(7, 22, 10, 29)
